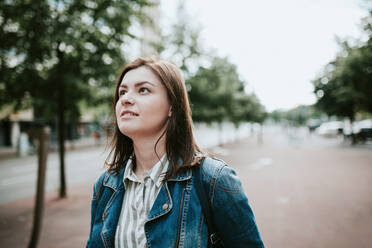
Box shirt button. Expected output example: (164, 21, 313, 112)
(103, 212, 108, 218)
(162, 203, 168, 210)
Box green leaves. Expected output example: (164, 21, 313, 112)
(312, 11, 372, 120)
(188, 56, 266, 124)
(0, 0, 150, 120)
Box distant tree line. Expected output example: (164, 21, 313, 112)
(312, 10, 372, 122)
(271, 9, 372, 129)
(187, 57, 266, 126)
(269, 105, 323, 126)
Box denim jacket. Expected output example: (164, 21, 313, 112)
(86, 156, 264, 248)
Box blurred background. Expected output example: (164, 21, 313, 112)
(1, 0, 372, 247)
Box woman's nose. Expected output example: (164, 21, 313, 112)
(120, 93, 135, 105)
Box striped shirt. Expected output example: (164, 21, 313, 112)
(115, 155, 169, 248)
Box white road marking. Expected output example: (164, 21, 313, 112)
(249, 157, 273, 170)
(0, 174, 35, 187)
(277, 197, 289, 205)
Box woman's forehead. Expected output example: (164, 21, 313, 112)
(120, 66, 161, 86)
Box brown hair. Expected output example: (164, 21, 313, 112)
(106, 57, 202, 180)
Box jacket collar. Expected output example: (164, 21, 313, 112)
(167, 168, 192, 181)
(102, 159, 193, 191)
(103, 165, 126, 191)
(166, 157, 193, 181)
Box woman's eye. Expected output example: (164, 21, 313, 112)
(139, 87, 150, 93)
(119, 90, 127, 95)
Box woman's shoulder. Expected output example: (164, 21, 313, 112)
(200, 155, 243, 193)
(199, 155, 230, 183)
(200, 155, 226, 177)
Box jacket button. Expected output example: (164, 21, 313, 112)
(162, 204, 168, 210)
(103, 212, 108, 218)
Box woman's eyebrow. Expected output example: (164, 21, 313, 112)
(119, 81, 156, 88)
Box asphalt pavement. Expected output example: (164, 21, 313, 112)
(0, 145, 107, 204)
(1, 126, 372, 248)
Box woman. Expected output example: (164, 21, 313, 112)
(86, 57, 264, 248)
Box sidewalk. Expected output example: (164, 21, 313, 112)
(0, 182, 92, 248)
(0, 137, 104, 161)
(1, 131, 372, 248)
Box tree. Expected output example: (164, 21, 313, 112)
(188, 56, 266, 126)
(230, 93, 266, 126)
(158, 0, 204, 77)
(313, 10, 372, 121)
(313, 43, 371, 121)
(188, 57, 241, 123)
(0, 0, 151, 197)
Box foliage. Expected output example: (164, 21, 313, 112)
(230, 93, 267, 125)
(0, 0, 150, 120)
(313, 11, 372, 121)
(158, 1, 203, 78)
(188, 56, 266, 124)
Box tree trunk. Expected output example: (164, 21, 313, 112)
(28, 127, 49, 248)
(58, 87, 67, 198)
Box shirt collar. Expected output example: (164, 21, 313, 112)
(123, 158, 139, 186)
(123, 154, 169, 188)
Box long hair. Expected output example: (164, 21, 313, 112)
(106, 57, 202, 180)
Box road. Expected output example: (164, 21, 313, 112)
(0, 146, 107, 204)
(1, 125, 372, 248)
(221, 126, 372, 248)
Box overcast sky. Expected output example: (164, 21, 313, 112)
(160, 0, 369, 111)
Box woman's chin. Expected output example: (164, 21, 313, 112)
(118, 125, 137, 138)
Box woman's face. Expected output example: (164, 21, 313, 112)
(115, 66, 171, 139)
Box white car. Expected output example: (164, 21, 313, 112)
(352, 119, 372, 143)
(315, 121, 343, 137)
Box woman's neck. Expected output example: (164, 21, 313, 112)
(132, 134, 166, 179)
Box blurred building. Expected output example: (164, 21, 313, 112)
(0, 107, 102, 155)
(0, 108, 33, 148)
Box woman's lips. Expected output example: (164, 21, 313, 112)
(120, 110, 139, 118)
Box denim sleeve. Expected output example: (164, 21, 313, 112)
(86, 172, 106, 248)
(211, 166, 264, 248)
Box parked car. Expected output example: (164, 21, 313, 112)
(315, 121, 343, 137)
(307, 118, 322, 132)
(352, 119, 372, 143)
